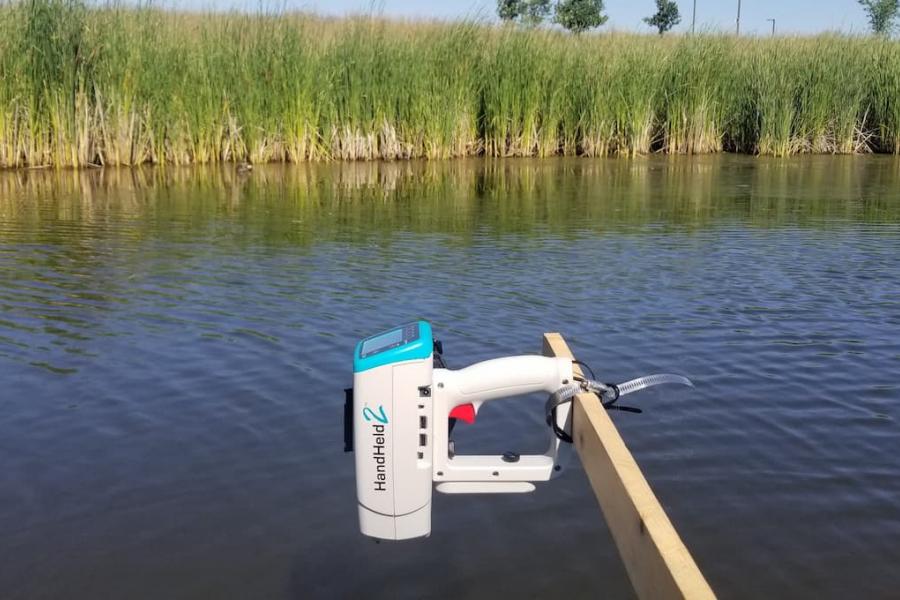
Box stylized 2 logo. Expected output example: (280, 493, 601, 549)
(363, 405, 389, 424)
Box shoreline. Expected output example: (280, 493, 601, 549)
(3, 152, 900, 176)
(2, 153, 897, 180)
(4, 146, 900, 172)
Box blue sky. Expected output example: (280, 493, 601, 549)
(171, 1, 872, 35)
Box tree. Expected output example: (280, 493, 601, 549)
(858, 0, 899, 34)
(554, 0, 608, 33)
(644, 0, 681, 35)
(497, 0, 553, 26)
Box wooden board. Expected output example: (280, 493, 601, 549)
(542, 333, 716, 600)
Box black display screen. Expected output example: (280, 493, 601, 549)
(360, 322, 420, 358)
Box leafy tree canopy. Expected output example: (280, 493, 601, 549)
(554, 0, 608, 33)
(497, 0, 554, 26)
(643, 0, 681, 35)
(858, 0, 899, 34)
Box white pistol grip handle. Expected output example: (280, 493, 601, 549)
(440, 356, 574, 409)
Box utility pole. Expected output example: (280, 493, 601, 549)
(767, 18, 776, 36)
(736, 0, 742, 35)
(692, 0, 697, 33)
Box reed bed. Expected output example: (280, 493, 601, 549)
(2, 0, 900, 168)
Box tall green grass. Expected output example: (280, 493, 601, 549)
(2, 1, 900, 168)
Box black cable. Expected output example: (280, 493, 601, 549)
(572, 359, 596, 381)
(546, 407, 573, 443)
(547, 359, 642, 442)
(600, 382, 620, 408)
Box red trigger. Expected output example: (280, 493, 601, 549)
(449, 403, 476, 424)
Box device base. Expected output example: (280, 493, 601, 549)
(359, 503, 431, 540)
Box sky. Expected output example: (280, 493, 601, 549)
(169, 0, 873, 35)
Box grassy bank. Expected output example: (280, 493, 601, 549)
(2, 1, 900, 168)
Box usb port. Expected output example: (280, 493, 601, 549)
(419, 416, 427, 429)
(419, 433, 427, 446)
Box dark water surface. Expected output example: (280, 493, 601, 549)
(1, 156, 899, 599)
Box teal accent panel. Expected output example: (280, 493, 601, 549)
(353, 321, 433, 373)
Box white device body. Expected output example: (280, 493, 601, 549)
(354, 354, 434, 541)
(432, 356, 573, 493)
(354, 351, 573, 541)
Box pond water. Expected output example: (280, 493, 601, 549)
(1, 156, 899, 599)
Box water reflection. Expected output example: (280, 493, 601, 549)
(3, 156, 897, 376)
(2, 156, 898, 245)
